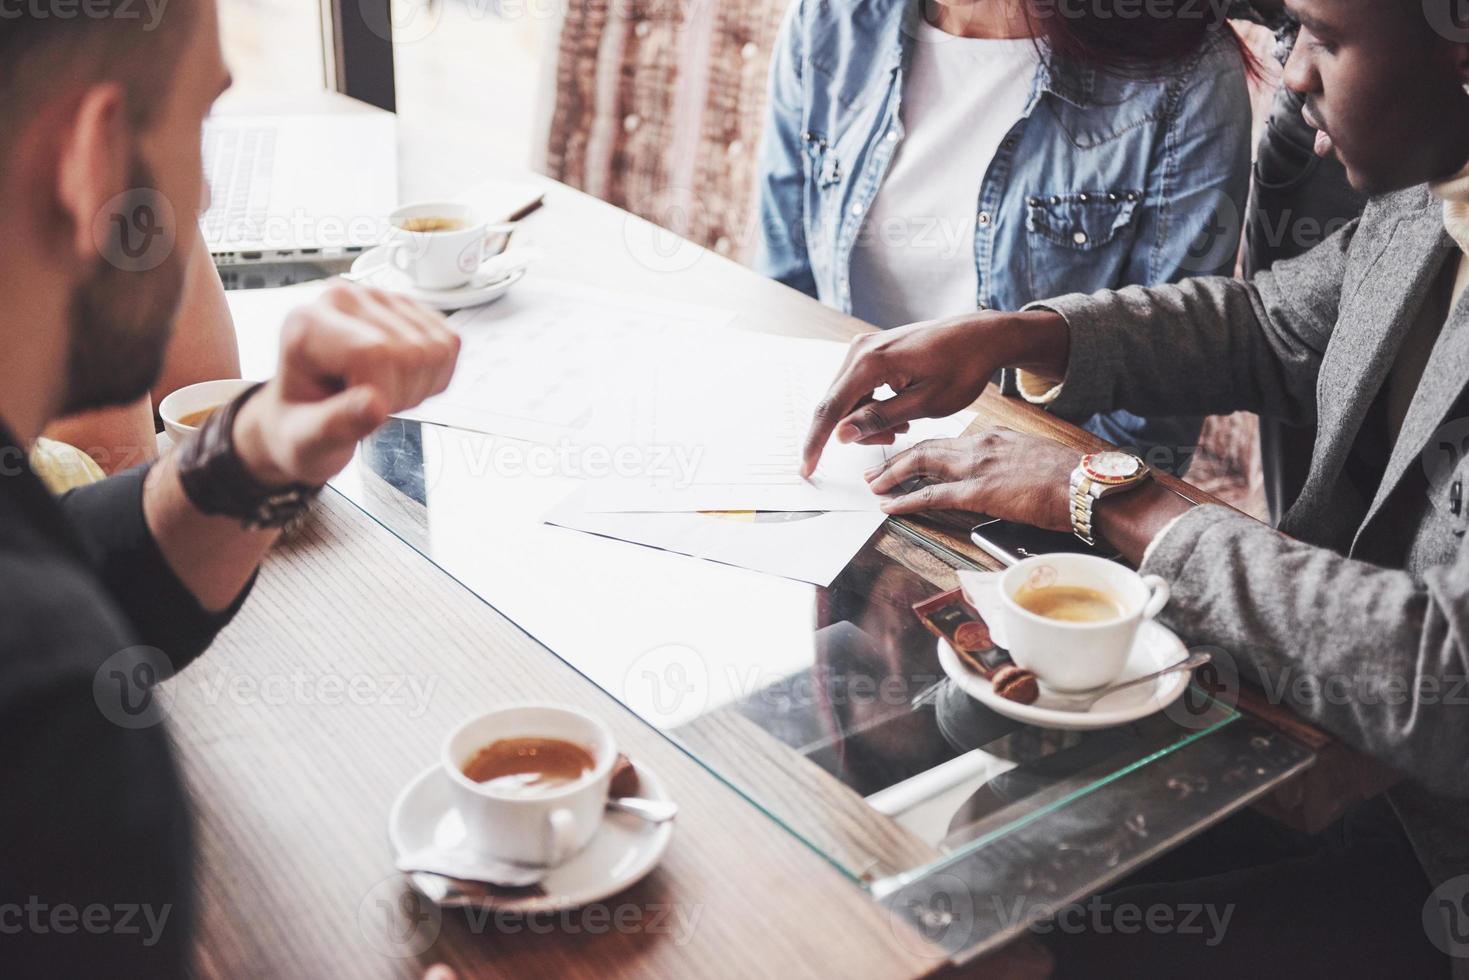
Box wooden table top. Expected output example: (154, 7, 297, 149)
(175, 176, 1350, 978)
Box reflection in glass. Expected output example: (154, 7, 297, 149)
(346, 419, 1238, 888)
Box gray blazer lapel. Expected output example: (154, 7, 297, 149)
(1357, 256, 1469, 547)
(1306, 209, 1448, 495)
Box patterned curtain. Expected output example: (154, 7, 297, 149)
(540, 0, 790, 260)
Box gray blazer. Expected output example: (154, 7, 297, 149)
(1030, 185, 1469, 902)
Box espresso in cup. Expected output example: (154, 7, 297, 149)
(398, 216, 470, 234)
(443, 704, 616, 867)
(462, 737, 597, 797)
(178, 407, 221, 430)
(1014, 584, 1123, 624)
(997, 554, 1171, 693)
(387, 202, 513, 292)
(158, 378, 257, 444)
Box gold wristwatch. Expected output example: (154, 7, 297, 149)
(1068, 451, 1150, 546)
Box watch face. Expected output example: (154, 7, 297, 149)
(1083, 451, 1143, 484)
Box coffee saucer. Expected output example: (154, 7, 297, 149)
(936, 620, 1193, 731)
(349, 247, 528, 311)
(387, 761, 675, 912)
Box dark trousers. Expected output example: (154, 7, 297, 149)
(1036, 797, 1448, 978)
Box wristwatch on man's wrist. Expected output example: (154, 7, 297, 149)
(1068, 451, 1150, 546)
(176, 382, 322, 531)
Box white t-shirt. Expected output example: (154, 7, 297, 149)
(849, 21, 1039, 329)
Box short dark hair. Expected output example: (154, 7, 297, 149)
(1022, 0, 1255, 77)
(0, 1, 196, 157)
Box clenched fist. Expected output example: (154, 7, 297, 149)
(232, 281, 460, 488)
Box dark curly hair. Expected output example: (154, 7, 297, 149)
(1023, 0, 1258, 77)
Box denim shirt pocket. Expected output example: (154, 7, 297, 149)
(802, 132, 844, 266)
(1025, 191, 1141, 298)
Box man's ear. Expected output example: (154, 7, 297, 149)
(55, 83, 131, 265)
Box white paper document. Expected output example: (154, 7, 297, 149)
(231, 278, 978, 584)
(393, 279, 738, 446)
(547, 404, 973, 582)
(544, 490, 889, 587)
(396, 279, 975, 513)
(575, 330, 974, 512)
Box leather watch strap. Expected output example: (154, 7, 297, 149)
(176, 383, 322, 530)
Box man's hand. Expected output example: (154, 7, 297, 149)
(233, 282, 460, 488)
(865, 428, 1077, 529)
(800, 310, 1070, 478)
(868, 427, 1194, 565)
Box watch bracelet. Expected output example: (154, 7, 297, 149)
(1071, 479, 1098, 546)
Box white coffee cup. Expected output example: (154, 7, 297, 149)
(158, 378, 257, 444)
(387, 202, 514, 291)
(442, 704, 615, 868)
(994, 554, 1170, 693)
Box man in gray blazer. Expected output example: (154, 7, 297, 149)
(803, 0, 1469, 972)
(1237, 0, 1369, 523)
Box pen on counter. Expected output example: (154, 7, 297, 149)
(505, 195, 547, 224)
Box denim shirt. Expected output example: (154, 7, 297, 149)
(754, 0, 1253, 473)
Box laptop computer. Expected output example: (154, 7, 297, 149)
(201, 111, 399, 270)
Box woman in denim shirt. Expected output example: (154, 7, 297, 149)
(754, 0, 1253, 473)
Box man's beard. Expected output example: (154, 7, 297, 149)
(61, 158, 188, 415)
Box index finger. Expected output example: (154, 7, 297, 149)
(801, 354, 885, 478)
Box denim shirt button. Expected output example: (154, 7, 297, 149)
(1077, 192, 1090, 204)
(978, 211, 992, 226)
(1072, 231, 1089, 245)
(1126, 191, 1140, 202)
(851, 202, 865, 217)
(1049, 195, 1061, 205)
(1108, 192, 1119, 202)
(1027, 196, 1041, 207)
(886, 130, 899, 143)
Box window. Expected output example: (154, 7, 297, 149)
(214, 1, 552, 198)
(391, 0, 553, 198)
(218, 0, 329, 99)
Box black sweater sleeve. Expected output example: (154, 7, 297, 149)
(1, 684, 194, 978)
(58, 465, 252, 673)
(0, 559, 194, 979)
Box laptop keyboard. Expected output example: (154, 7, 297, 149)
(202, 124, 277, 244)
